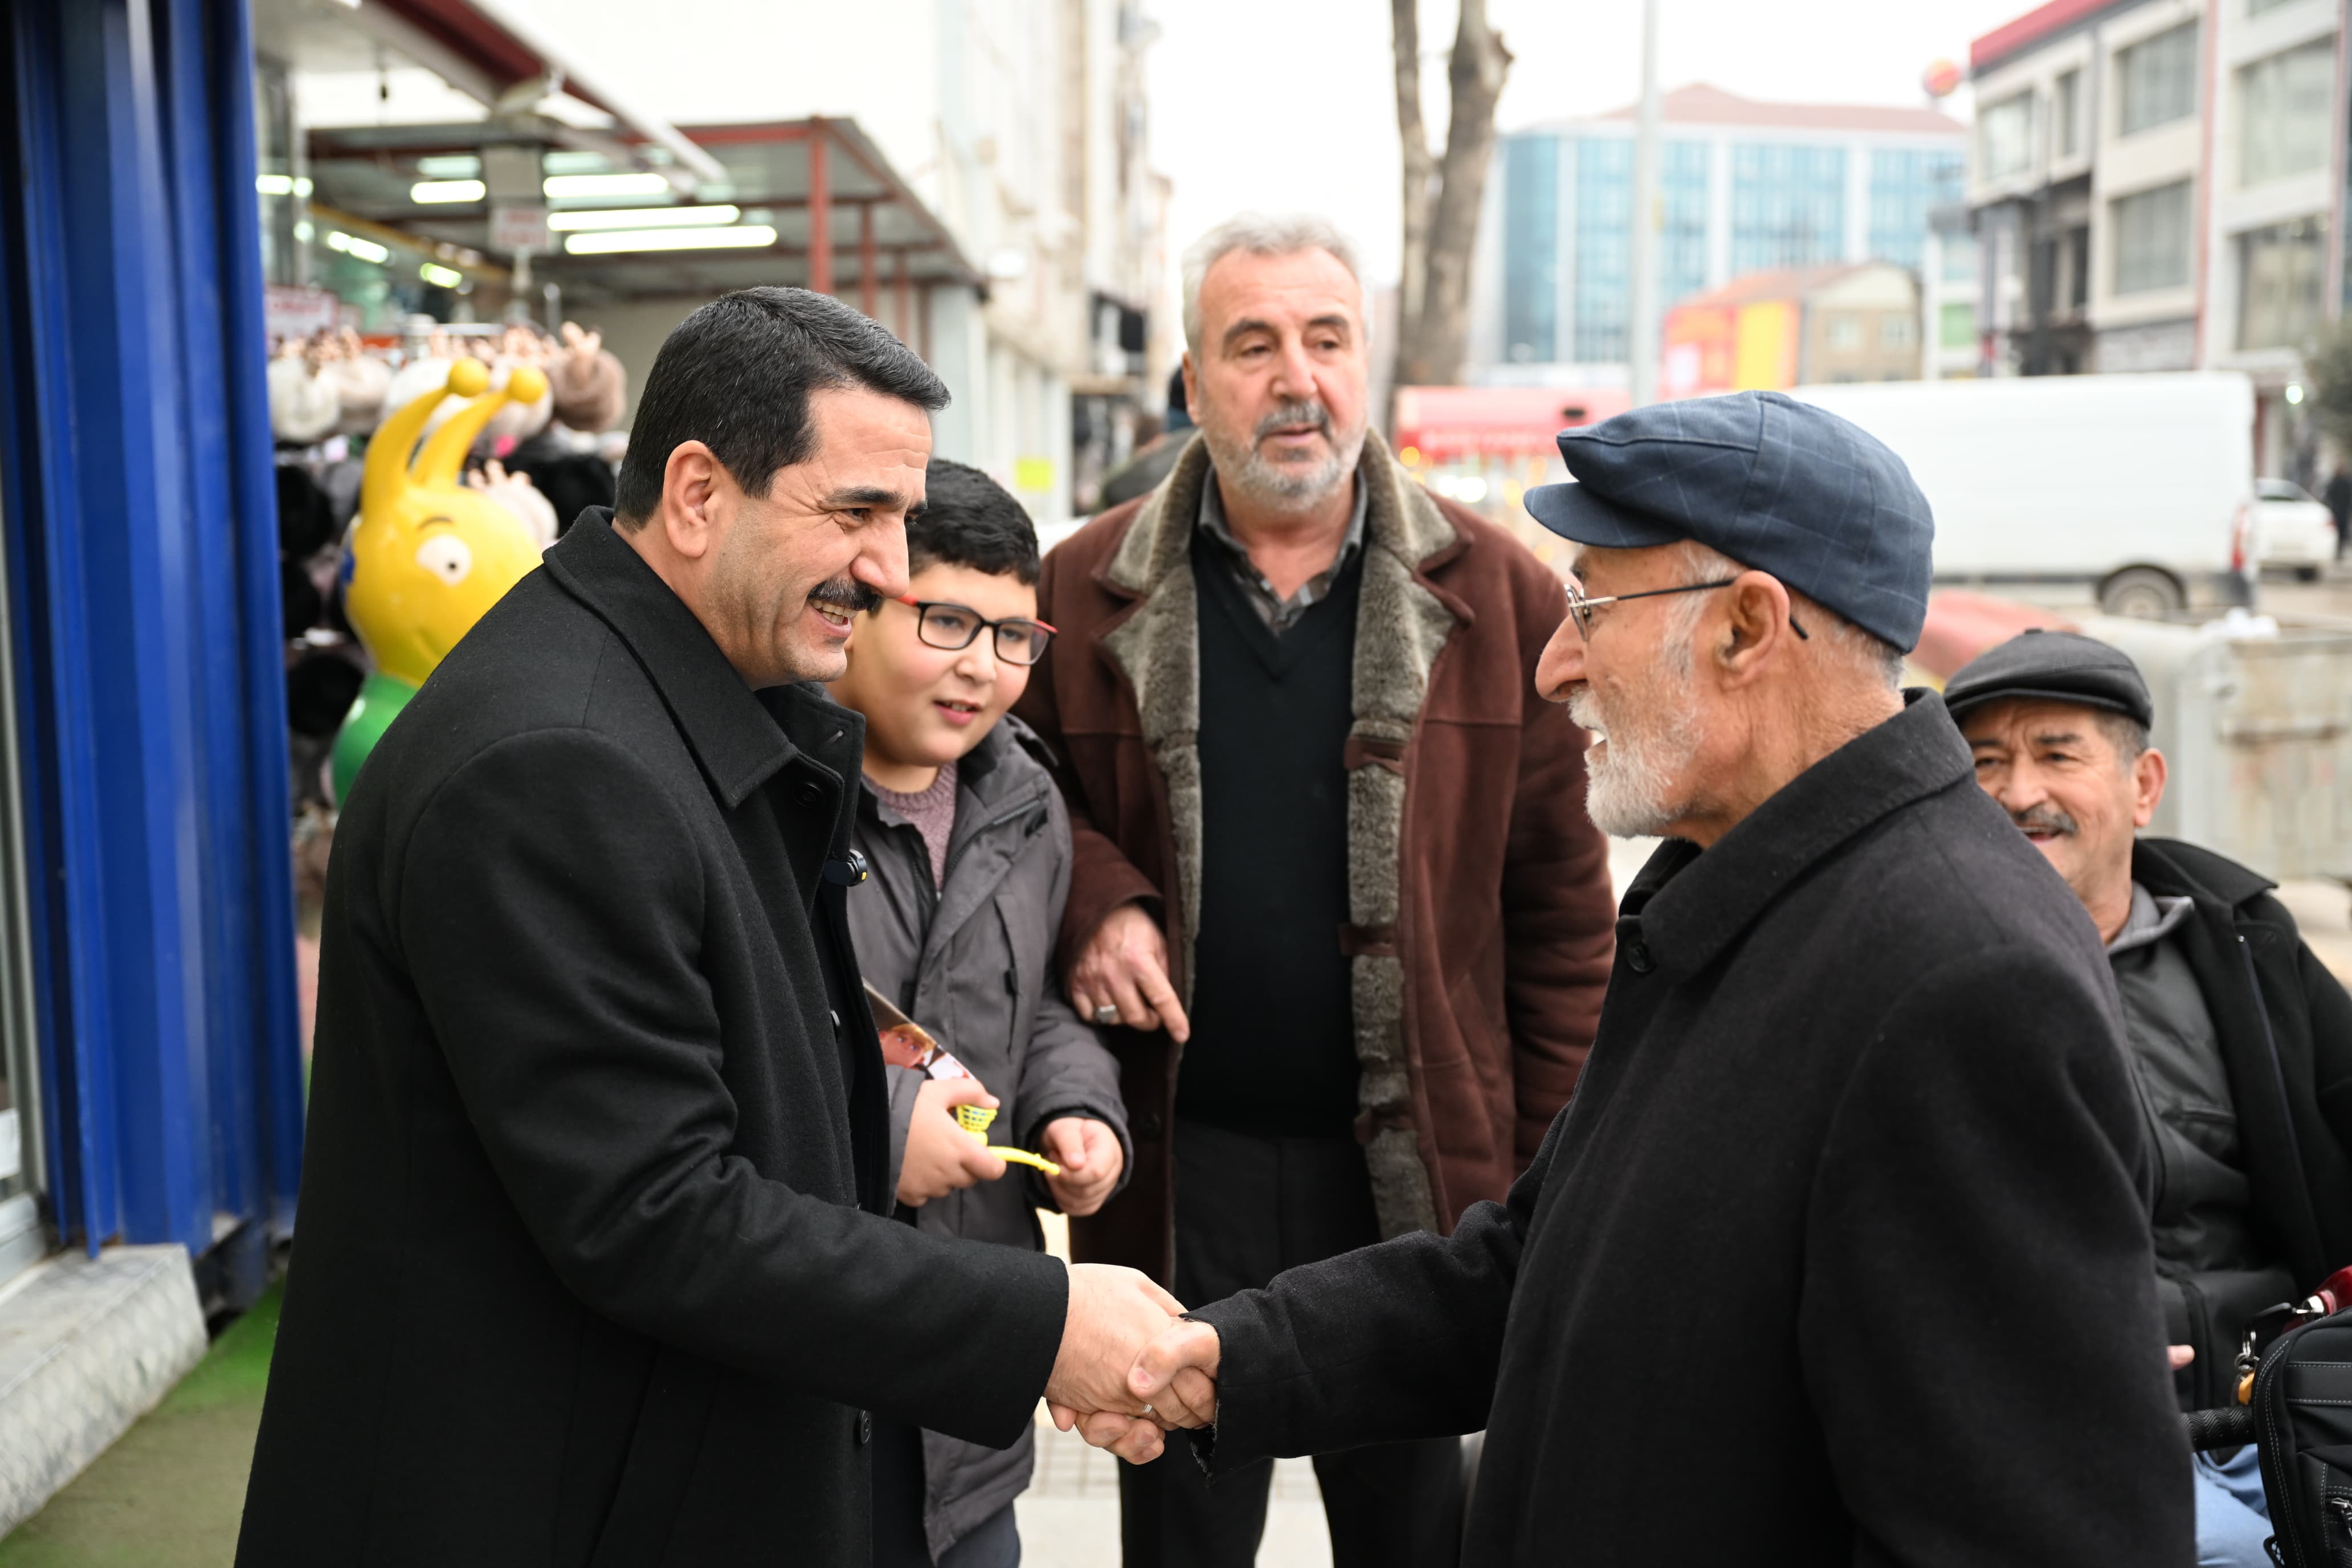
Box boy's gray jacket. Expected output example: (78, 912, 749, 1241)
(844, 715, 1129, 1560)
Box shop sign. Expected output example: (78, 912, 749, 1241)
(264, 284, 340, 340)
(490, 203, 552, 255)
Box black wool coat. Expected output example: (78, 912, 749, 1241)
(1191, 693, 2194, 1566)
(2132, 837, 2352, 1293)
(236, 512, 1068, 1568)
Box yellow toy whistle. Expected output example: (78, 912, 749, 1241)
(953, 1104, 1062, 1176)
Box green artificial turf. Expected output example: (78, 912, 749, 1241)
(0, 1281, 280, 1568)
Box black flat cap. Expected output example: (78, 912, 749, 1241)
(1942, 630, 2154, 729)
(1523, 390, 1935, 651)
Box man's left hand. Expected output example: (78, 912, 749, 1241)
(1041, 1117, 1124, 1216)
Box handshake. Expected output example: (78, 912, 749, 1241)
(1045, 1264, 1226, 1464)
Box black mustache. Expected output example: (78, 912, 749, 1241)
(809, 577, 883, 615)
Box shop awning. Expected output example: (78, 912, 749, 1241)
(303, 115, 979, 309)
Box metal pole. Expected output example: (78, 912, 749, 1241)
(808, 120, 833, 297)
(859, 202, 877, 319)
(1628, 0, 1662, 407)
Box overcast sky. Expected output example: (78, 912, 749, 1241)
(1145, 0, 2037, 287)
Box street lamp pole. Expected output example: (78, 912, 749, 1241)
(1628, 0, 1663, 407)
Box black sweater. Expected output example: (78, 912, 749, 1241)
(1177, 533, 1364, 1138)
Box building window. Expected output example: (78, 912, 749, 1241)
(1827, 313, 1864, 349)
(2239, 218, 2328, 349)
(1940, 301, 1977, 348)
(1572, 137, 1630, 364)
(1502, 134, 1559, 364)
(2055, 70, 2083, 159)
(2240, 40, 2334, 187)
(2111, 179, 2194, 293)
(1979, 93, 2034, 179)
(1662, 140, 1712, 310)
(2117, 23, 2199, 137)
(1730, 144, 1845, 276)
(1867, 149, 1965, 270)
(1881, 313, 1917, 348)
(1941, 231, 1978, 285)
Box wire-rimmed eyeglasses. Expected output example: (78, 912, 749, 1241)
(895, 595, 1059, 665)
(1562, 577, 1810, 643)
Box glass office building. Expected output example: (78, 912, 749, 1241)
(1475, 85, 1965, 376)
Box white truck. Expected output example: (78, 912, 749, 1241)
(1795, 373, 2256, 618)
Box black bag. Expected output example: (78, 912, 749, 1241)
(2247, 1310, 2352, 1566)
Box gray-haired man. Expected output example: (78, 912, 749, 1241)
(1014, 215, 1619, 1565)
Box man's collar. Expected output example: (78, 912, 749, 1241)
(2106, 881, 2195, 957)
(1624, 690, 1976, 981)
(542, 508, 846, 807)
(1194, 468, 1369, 567)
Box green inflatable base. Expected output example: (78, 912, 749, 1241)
(329, 670, 419, 806)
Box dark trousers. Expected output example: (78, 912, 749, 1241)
(1118, 1120, 1463, 1568)
(872, 1416, 1021, 1568)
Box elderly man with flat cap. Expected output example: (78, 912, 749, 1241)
(1949, 629, 2352, 1567)
(1073, 391, 2193, 1565)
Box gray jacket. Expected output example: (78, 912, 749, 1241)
(844, 716, 1129, 1559)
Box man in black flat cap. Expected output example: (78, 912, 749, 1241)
(1077, 390, 2193, 1566)
(1949, 628, 2352, 1568)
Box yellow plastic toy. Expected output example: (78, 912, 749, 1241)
(953, 1104, 1063, 1176)
(330, 358, 549, 802)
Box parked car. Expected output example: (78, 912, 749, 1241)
(2255, 478, 2335, 581)
(1796, 373, 2256, 619)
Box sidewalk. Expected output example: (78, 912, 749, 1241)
(0, 1277, 1329, 1567)
(0, 1284, 277, 1568)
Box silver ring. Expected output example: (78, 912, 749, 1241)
(1093, 1004, 1120, 1026)
(1141, 1403, 1154, 1416)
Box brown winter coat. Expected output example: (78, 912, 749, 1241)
(1012, 431, 1618, 1283)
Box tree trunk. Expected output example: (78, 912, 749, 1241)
(1391, 0, 1511, 397)
(1391, 0, 1435, 344)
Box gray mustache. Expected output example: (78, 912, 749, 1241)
(2012, 803, 2077, 836)
(1254, 401, 1332, 441)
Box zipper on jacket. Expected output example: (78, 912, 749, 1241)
(2254, 1317, 2309, 1568)
(925, 793, 1048, 911)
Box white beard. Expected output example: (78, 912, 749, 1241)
(1569, 685, 1701, 839)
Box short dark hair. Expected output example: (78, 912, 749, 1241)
(614, 287, 949, 526)
(908, 459, 1040, 585)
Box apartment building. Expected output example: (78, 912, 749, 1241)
(1467, 84, 1966, 386)
(1968, 0, 2346, 473)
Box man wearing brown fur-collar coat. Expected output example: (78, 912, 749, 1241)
(1012, 214, 1617, 1568)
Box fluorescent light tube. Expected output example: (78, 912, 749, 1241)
(547, 204, 741, 231)
(563, 224, 777, 255)
(411, 179, 487, 204)
(544, 173, 671, 199)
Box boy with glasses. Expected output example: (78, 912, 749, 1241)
(829, 458, 1131, 1568)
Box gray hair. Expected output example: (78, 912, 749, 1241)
(1181, 213, 1368, 350)
(1673, 542, 1906, 690)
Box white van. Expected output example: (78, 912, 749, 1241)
(1794, 373, 2255, 618)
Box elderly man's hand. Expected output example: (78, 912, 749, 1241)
(1063, 1317, 1222, 1465)
(1068, 903, 1191, 1043)
(1045, 1264, 1186, 1432)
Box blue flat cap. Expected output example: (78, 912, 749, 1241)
(1524, 390, 1936, 651)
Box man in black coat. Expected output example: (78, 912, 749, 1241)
(1087, 393, 2193, 1565)
(236, 288, 1179, 1568)
(1948, 628, 2352, 1565)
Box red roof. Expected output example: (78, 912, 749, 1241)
(1591, 83, 1963, 138)
(1970, 0, 2116, 75)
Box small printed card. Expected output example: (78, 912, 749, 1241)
(862, 980, 972, 1080)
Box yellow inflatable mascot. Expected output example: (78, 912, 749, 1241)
(330, 358, 548, 803)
